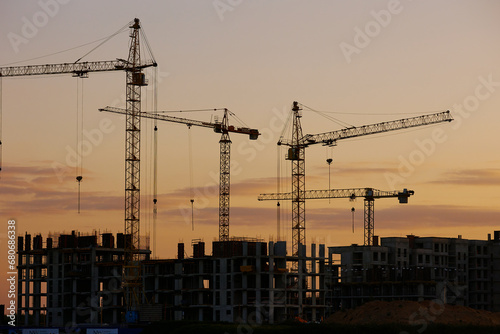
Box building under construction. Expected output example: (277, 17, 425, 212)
(17, 232, 328, 327)
(16, 230, 500, 327)
(327, 232, 500, 312)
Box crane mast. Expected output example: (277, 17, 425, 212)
(218, 112, 231, 241)
(99, 106, 259, 241)
(259, 187, 414, 246)
(123, 18, 145, 315)
(278, 101, 452, 268)
(290, 102, 306, 264)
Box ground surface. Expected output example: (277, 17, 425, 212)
(326, 300, 500, 326)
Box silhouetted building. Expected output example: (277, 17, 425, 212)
(18, 230, 500, 327)
(18, 233, 327, 326)
(327, 232, 500, 311)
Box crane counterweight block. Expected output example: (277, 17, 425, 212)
(397, 188, 415, 203)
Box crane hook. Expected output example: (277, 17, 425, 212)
(190, 199, 195, 231)
(326, 158, 333, 203)
(76, 176, 83, 214)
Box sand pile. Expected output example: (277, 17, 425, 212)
(326, 300, 500, 326)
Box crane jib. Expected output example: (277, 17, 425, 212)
(100, 106, 260, 140)
(0, 60, 157, 77)
(278, 110, 453, 147)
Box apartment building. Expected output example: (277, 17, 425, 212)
(327, 232, 500, 311)
(17, 231, 150, 327)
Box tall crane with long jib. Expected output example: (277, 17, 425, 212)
(279, 101, 453, 269)
(258, 187, 414, 246)
(99, 106, 260, 241)
(0, 18, 157, 317)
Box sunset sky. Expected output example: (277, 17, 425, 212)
(1, 1, 500, 307)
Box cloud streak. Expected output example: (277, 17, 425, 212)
(3, 163, 498, 241)
(0, 164, 121, 214)
(429, 168, 500, 186)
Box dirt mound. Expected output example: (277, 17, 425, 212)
(326, 300, 500, 326)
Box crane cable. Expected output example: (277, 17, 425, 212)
(75, 77, 84, 213)
(188, 126, 195, 231)
(278, 104, 294, 144)
(153, 108, 226, 114)
(276, 145, 281, 242)
(73, 21, 130, 64)
(0, 32, 127, 67)
(153, 67, 158, 258)
(298, 102, 354, 129)
(351, 207, 355, 233)
(326, 156, 333, 204)
(143, 73, 151, 254)
(139, 24, 157, 66)
(0, 77, 2, 174)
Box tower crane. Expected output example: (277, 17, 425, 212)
(99, 106, 260, 241)
(279, 101, 453, 268)
(0, 18, 157, 317)
(258, 187, 414, 246)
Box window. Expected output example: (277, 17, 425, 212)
(397, 248, 401, 257)
(144, 265, 155, 275)
(373, 252, 379, 261)
(215, 292, 220, 305)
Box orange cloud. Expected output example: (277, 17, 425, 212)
(0, 164, 121, 214)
